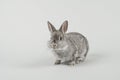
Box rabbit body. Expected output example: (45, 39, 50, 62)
(47, 21, 89, 65)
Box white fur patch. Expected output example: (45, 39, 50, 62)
(54, 45, 68, 51)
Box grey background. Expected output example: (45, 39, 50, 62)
(0, 0, 120, 80)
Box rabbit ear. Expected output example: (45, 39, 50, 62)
(47, 21, 56, 33)
(59, 20, 68, 33)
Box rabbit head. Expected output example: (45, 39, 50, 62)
(48, 20, 68, 49)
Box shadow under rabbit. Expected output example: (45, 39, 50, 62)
(76, 52, 108, 66)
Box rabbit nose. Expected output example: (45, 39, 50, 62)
(53, 40, 56, 43)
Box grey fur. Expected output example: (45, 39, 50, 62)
(47, 20, 89, 65)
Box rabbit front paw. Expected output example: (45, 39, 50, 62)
(54, 60, 61, 65)
(62, 60, 75, 65)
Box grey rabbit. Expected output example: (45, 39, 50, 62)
(47, 20, 89, 65)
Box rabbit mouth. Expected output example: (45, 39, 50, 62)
(50, 44, 58, 49)
(52, 46, 57, 49)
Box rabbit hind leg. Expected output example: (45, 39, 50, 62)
(75, 50, 86, 64)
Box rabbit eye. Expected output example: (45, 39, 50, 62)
(59, 37, 62, 40)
